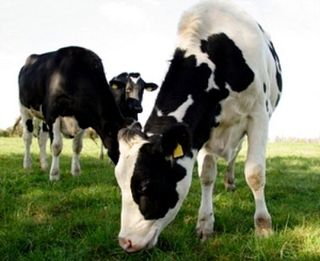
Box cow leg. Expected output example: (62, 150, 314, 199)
(196, 147, 217, 241)
(71, 129, 84, 176)
(224, 156, 236, 191)
(99, 141, 104, 160)
(245, 117, 272, 236)
(49, 118, 63, 181)
(224, 140, 243, 191)
(20, 106, 33, 169)
(38, 122, 49, 170)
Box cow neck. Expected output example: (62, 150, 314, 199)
(144, 48, 228, 150)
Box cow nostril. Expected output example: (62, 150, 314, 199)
(119, 237, 132, 251)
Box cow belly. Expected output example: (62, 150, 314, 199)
(205, 116, 247, 162)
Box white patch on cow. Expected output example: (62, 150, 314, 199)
(168, 94, 194, 122)
(49, 72, 63, 95)
(156, 107, 163, 117)
(126, 80, 140, 100)
(38, 125, 48, 170)
(205, 73, 219, 92)
(130, 75, 140, 84)
(50, 117, 63, 181)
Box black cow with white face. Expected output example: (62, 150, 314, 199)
(98, 72, 158, 160)
(19, 46, 128, 180)
(115, 0, 282, 252)
(110, 72, 158, 120)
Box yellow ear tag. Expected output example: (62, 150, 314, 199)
(173, 143, 184, 158)
(112, 84, 118, 90)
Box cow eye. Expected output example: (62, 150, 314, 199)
(111, 84, 118, 90)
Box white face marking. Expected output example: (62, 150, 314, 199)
(130, 75, 140, 84)
(126, 80, 140, 100)
(168, 94, 194, 122)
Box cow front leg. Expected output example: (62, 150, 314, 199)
(196, 147, 217, 241)
(71, 129, 84, 176)
(245, 117, 272, 236)
(49, 118, 63, 181)
(20, 106, 33, 169)
(38, 122, 49, 170)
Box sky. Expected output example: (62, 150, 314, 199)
(0, 0, 319, 139)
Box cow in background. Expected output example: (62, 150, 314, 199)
(115, 0, 282, 252)
(98, 72, 158, 159)
(19, 46, 130, 180)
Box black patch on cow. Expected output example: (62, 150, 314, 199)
(131, 142, 187, 219)
(145, 48, 229, 150)
(263, 83, 267, 93)
(201, 33, 254, 92)
(266, 100, 269, 112)
(275, 94, 281, 108)
(268, 42, 282, 92)
(26, 119, 33, 133)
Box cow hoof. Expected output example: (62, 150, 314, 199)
(71, 168, 80, 177)
(23, 158, 32, 169)
(224, 183, 236, 191)
(224, 178, 236, 191)
(196, 215, 214, 241)
(50, 169, 60, 181)
(40, 161, 48, 171)
(255, 214, 272, 237)
(196, 226, 214, 241)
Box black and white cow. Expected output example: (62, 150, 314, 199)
(98, 72, 158, 159)
(115, 0, 282, 252)
(19, 46, 129, 181)
(110, 72, 158, 120)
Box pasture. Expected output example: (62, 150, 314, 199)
(0, 137, 319, 260)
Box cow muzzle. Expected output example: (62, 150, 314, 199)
(126, 98, 143, 113)
(118, 229, 159, 253)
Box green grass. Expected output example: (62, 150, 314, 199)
(0, 137, 319, 260)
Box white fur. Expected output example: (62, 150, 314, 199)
(168, 94, 194, 122)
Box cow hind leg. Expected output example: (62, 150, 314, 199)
(71, 129, 84, 176)
(224, 157, 236, 191)
(245, 117, 272, 236)
(224, 140, 243, 191)
(38, 122, 49, 170)
(49, 118, 63, 181)
(196, 147, 217, 241)
(20, 106, 33, 169)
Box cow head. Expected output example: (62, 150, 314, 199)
(109, 73, 158, 120)
(115, 122, 194, 252)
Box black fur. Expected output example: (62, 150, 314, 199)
(19, 46, 126, 163)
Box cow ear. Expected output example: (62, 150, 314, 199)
(161, 124, 191, 159)
(145, 82, 158, 92)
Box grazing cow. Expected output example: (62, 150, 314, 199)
(99, 72, 158, 159)
(115, 0, 282, 252)
(19, 46, 129, 180)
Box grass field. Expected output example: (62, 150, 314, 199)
(0, 137, 319, 260)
